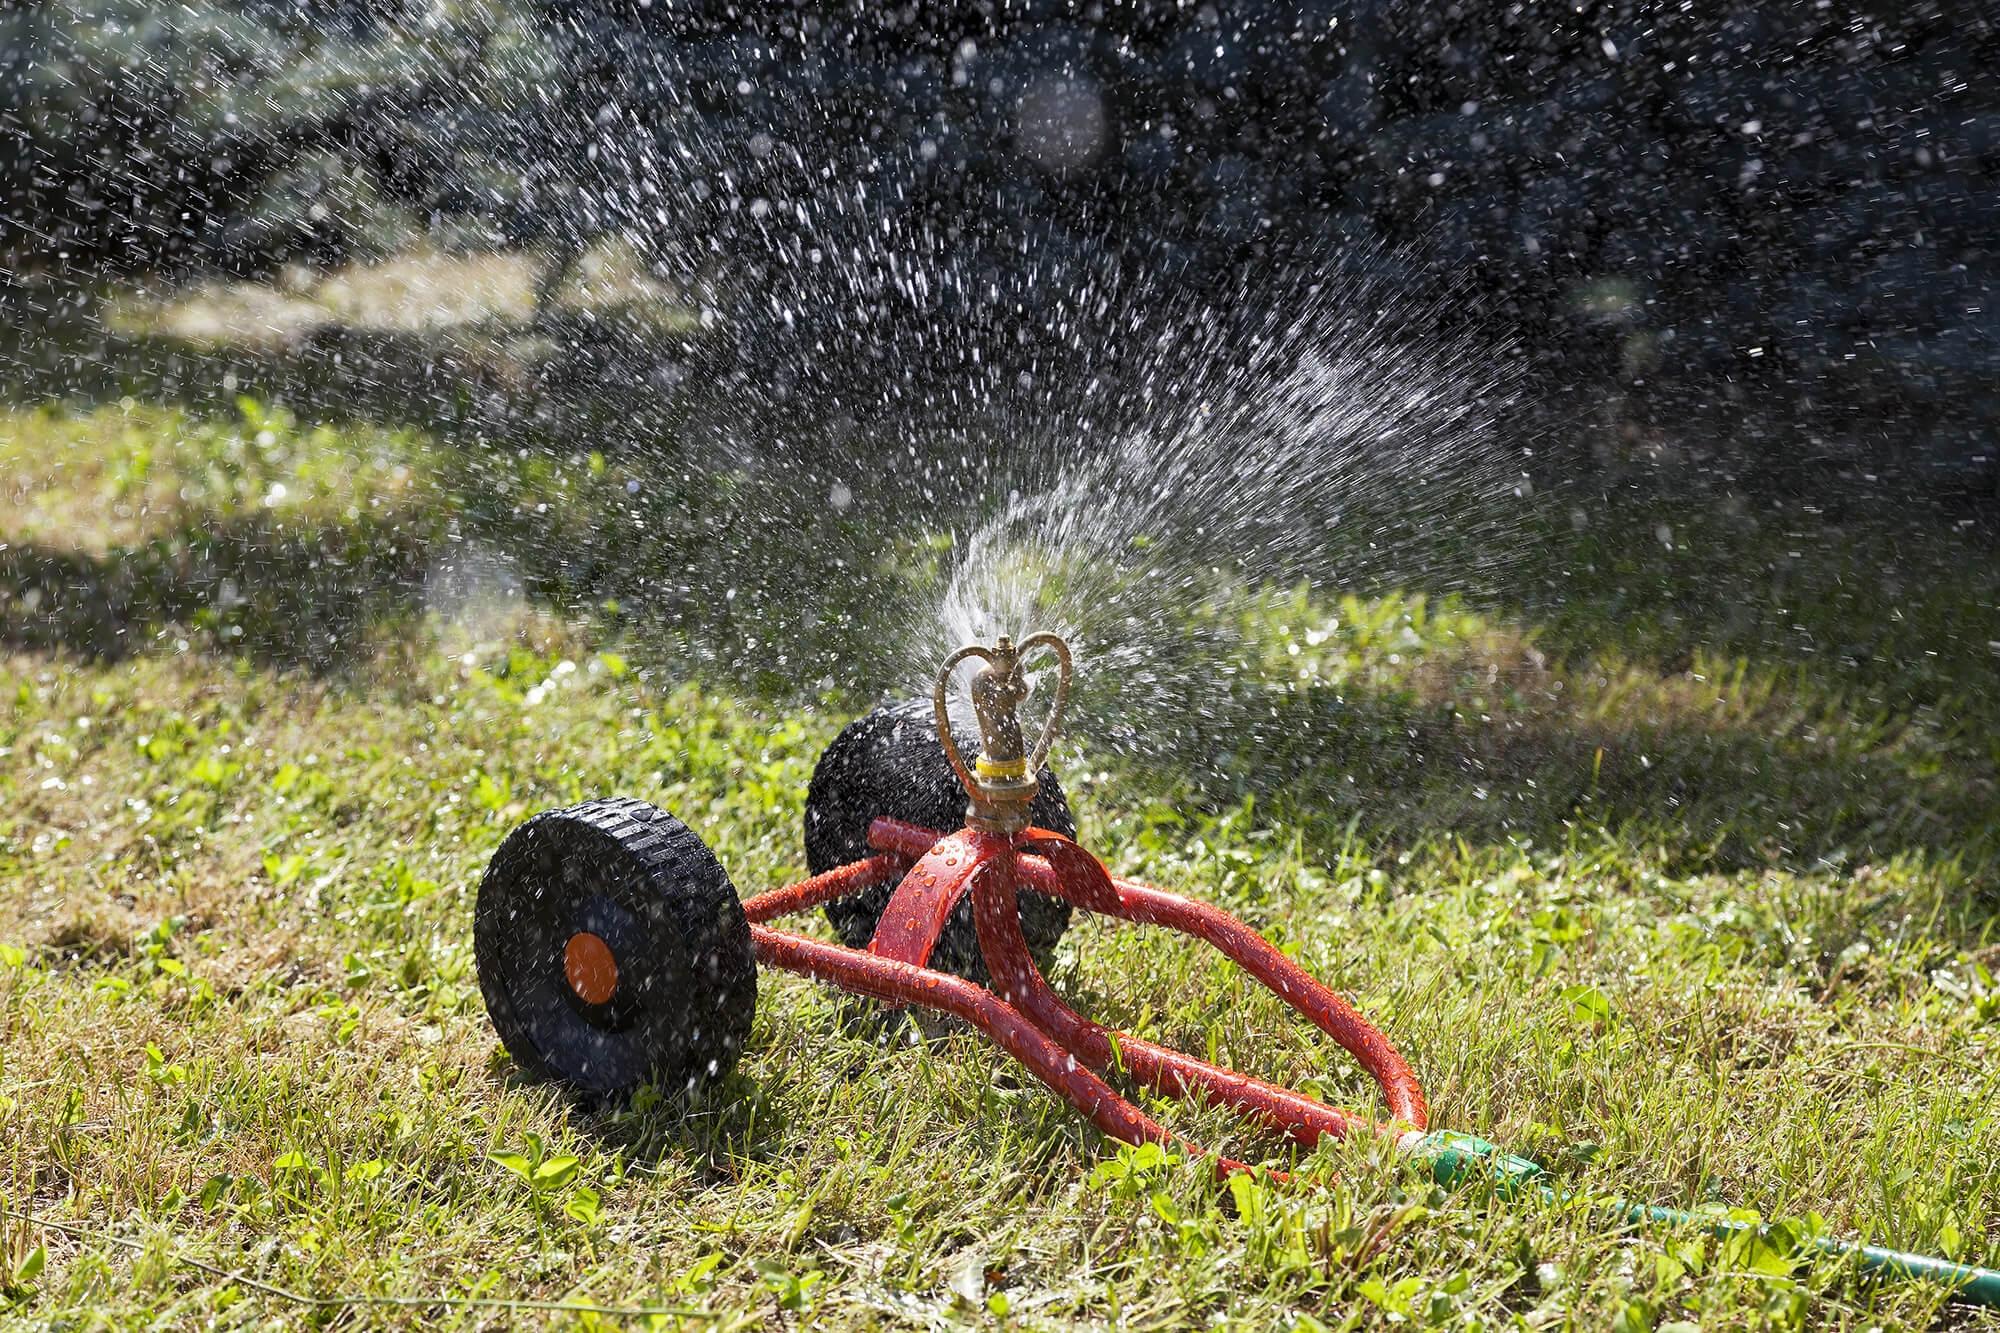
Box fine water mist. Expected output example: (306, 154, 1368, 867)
(378, 234, 1533, 777)
(911, 258, 1522, 762)
(593, 233, 1530, 766)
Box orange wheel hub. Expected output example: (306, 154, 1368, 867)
(563, 931, 619, 1005)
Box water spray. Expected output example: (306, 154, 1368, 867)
(472, 634, 1999, 1309)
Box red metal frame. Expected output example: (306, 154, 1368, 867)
(739, 816, 1427, 1175)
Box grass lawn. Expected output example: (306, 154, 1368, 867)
(2, 400, 1998, 1329)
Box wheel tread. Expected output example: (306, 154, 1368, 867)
(474, 796, 756, 1096)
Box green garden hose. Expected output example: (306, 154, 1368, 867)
(1405, 1130, 2000, 1309)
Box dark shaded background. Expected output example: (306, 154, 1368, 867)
(4, 1, 1996, 496)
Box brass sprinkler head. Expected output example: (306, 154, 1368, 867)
(933, 631, 1073, 835)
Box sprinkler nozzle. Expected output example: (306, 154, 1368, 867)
(934, 631, 1072, 834)
(970, 636, 1031, 775)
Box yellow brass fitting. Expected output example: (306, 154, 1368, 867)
(933, 632, 1072, 835)
(974, 755, 1030, 781)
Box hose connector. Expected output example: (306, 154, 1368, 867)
(1398, 1129, 1547, 1200)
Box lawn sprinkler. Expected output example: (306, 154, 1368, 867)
(473, 632, 2000, 1308)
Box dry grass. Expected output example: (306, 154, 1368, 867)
(106, 242, 696, 351)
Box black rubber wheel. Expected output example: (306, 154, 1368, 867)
(474, 797, 756, 1096)
(804, 699, 1076, 982)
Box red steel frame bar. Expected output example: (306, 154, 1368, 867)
(737, 817, 1426, 1173)
(869, 817, 1428, 1131)
(732, 818, 2000, 1311)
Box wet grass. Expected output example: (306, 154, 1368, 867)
(1, 400, 1998, 1328)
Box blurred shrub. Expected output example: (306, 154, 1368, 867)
(0, 0, 543, 285)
